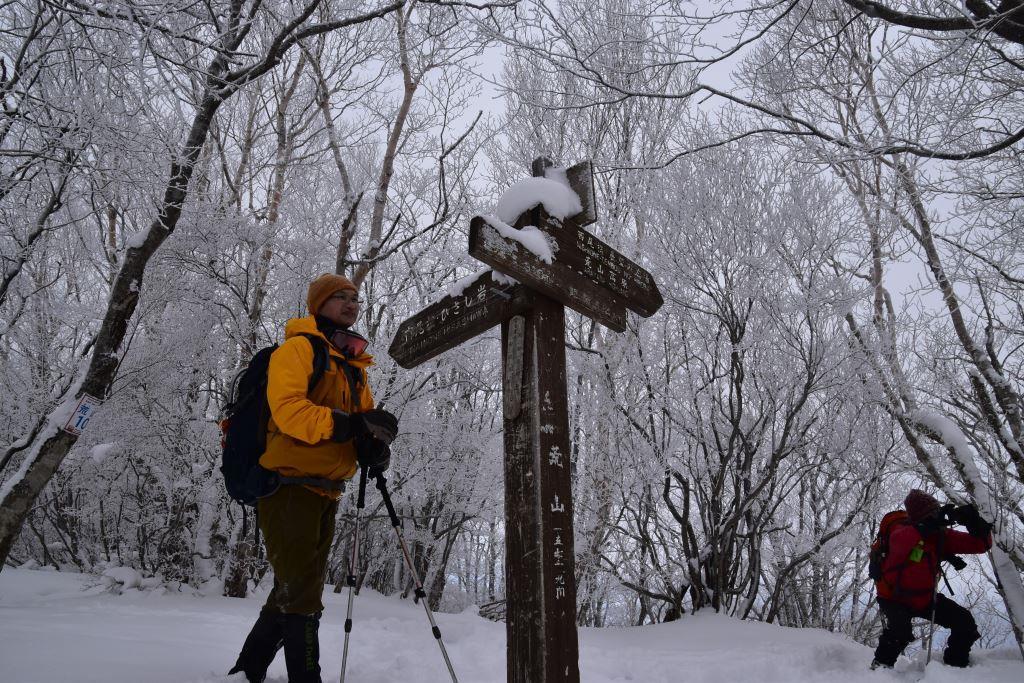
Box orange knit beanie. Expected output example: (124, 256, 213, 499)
(307, 273, 357, 314)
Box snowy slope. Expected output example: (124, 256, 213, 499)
(1, 568, 1021, 682)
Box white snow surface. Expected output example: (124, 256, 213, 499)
(493, 176, 582, 224)
(2, 568, 1022, 682)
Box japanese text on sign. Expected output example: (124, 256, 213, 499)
(63, 394, 102, 436)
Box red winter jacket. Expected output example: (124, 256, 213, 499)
(877, 523, 991, 611)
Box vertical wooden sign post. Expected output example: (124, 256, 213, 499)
(390, 157, 662, 683)
(501, 158, 579, 682)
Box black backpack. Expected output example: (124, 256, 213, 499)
(219, 334, 333, 505)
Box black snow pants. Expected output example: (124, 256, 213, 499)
(874, 594, 980, 668)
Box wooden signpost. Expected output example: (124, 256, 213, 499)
(390, 271, 529, 369)
(389, 157, 662, 683)
(469, 215, 629, 332)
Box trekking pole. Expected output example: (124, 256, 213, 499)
(339, 467, 368, 683)
(923, 564, 943, 666)
(373, 472, 459, 683)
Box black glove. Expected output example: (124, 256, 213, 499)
(331, 410, 355, 442)
(945, 555, 968, 571)
(351, 408, 399, 445)
(949, 503, 992, 537)
(331, 408, 398, 444)
(356, 436, 390, 476)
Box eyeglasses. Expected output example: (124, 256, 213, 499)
(328, 293, 363, 305)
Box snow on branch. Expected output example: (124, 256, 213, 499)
(911, 408, 996, 517)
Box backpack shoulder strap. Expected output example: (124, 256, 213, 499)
(338, 359, 364, 409)
(931, 527, 946, 576)
(295, 333, 365, 408)
(297, 333, 330, 394)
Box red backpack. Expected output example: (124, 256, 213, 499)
(868, 510, 911, 586)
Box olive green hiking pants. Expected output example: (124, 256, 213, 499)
(258, 484, 339, 615)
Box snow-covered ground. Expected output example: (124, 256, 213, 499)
(1, 567, 1021, 682)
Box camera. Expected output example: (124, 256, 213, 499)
(926, 502, 992, 539)
(938, 503, 978, 527)
(945, 555, 968, 571)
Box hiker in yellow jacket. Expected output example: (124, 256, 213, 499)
(231, 273, 398, 683)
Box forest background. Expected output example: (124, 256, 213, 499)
(1, 0, 1023, 654)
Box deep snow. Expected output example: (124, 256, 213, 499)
(1, 567, 1021, 682)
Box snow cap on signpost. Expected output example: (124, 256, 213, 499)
(493, 174, 583, 224)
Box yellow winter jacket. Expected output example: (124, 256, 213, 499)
(259, 316, 375, 499)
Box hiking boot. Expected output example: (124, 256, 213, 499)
(229, 609, 284, 682)
(943, 625, 979, 668)
(869, 658, 894, 670)
(943, 651, 971, 668)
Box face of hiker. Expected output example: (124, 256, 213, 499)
(319, 290, 360, 327)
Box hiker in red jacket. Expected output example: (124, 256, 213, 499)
(872, 489, 993, 669)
